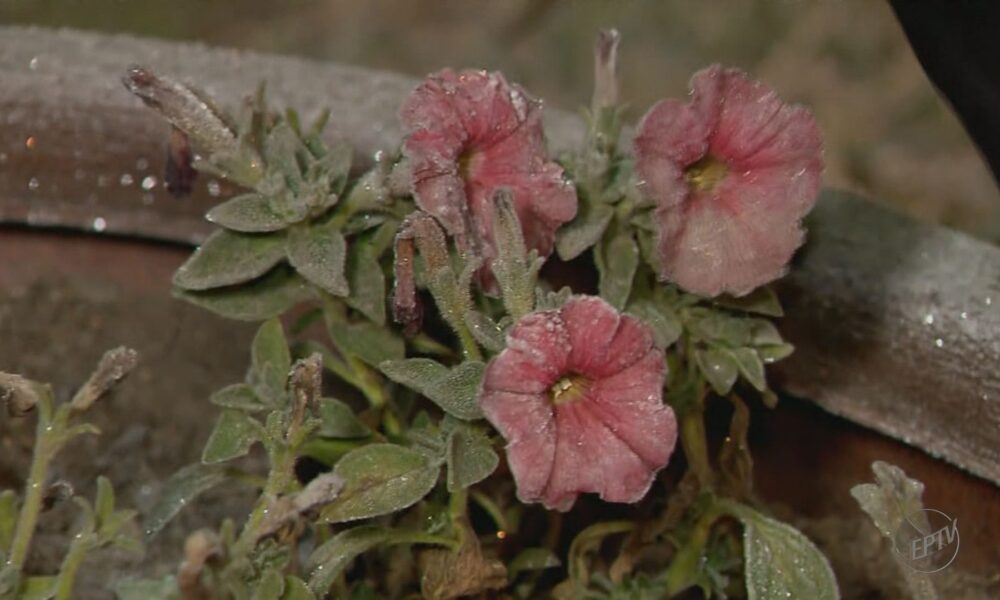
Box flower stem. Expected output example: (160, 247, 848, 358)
(679, 405, 714, 489)
(664, 502, 722, 595)
(54, 534, 95, 600)
(7, 391, 61, 571)
(448, 488, 469, 547)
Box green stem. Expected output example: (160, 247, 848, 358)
(448, 488, 469, 547)
(679, 402, 714, 489)
(664, 503, 722, 595)
(455, 323, 483, 362)
(6, 397, 63, 570)
(54, 534, 95, 600)
(236, 442, 296, 554)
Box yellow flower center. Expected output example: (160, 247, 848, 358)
(550, 374, 591, 405)
(684, 155, 729, 193)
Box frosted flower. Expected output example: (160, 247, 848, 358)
(400, 69, 577, 287)
(634, 65, 823, 297)
(479, 296, 676, 511)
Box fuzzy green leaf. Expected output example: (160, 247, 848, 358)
(173, 229, 286, 291)
(328, 321, 405, 368)
(850, 461, 926, 540)
(729, 348, 767, 392)
(252, 569, 286, 600)
(143, 464, 226, 539)
(286, 222, 349, 296)
(695, 347, 739, 396)
(175, 266, 312, 321)
(211, 383, 269, 412)
(713, 287, 784, 317)
(252, 318, 291, 397)
(748, 320, 784, 346)
(114, 576, 180, 600)
(281, 576, 316, 600)
(0, 490, 16, 551)
(264, 123, 306, 189)
(308, 526, 449, 595)
(628, 300, 682, 348)
(379, 358, 449, 391)
(446, 425, 498, 492)
(202, 409, 262, 464)
(94, 475, 115, 525)
(318, 444, 440, 523)
(465, 310, 506, 353)
(508, 547, 561, 577)
(318, 398, 371, 439)
(423, 361, 486, 421)
(757, 343, 794, 364)
(343, 242, 386, 324)
(728, 504, 839, 600)
(596, 230, 639, 310)
(556, 202, 614, 261)
(207, 193, 288, 233)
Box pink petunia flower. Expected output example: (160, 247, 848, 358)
(479, 296, 677, 512)
(400, 69, 577, 289)
(634, 65, 823, 297)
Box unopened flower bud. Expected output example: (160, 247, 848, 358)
(71, 347, 139, 413)
(0, 373, 41, 417)
(593, 29, 621, 111)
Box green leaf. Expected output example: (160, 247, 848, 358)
(850, 461, 926, 540)
(328, 321, 405, 368)
(748, 319, 784, 346)
(687, 311, 753, 347)
(508, 548, 561, 577)
(596, 230, 639, 310)
(729, 348, 766, 392)
(380, 359, 485, 420)
(19, 576, 56, 600)
(0, 490, 17, 550)
(422, 361, 486, 421)
(211, 383, 269, 412)
(281, 576, 316, 600)
(556, 202, 614, 261)
(628, 300, 682, 348)
(287, 221, 349, 296)
(252, 318, 292, 396)
(202, 409, 262, 464)
(173, 229, 286, 291)
(95, 476, 115, 524)
(318, 398, 371, 439)
(757, 343, 794, 364)
(318, 444, 440, 523)
(713, 287, 784, 317)
(264, 123, 306, 190)
(114, 576, 180, 600)
(207, 193, 289, 233)
(143, 464, 226, 539)
(446, 425, 498, 492)
(465, 310, 505, 353)
(727, 504, 839, 600)
(252, 569, 286, 600)
(343, 242, 386, 324)
(176, 266, 313, 321)
(308, 526, 450, 595)
(695, 347, 739, 395)
(378, 358, 449, 391)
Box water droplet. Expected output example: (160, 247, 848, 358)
(986, 297, 993, 306)
(120, 173, 134, 186)
(923, 314, 934, 325)
(25, 136, 36, 149)
(29, 56, 38, 70)
(92, 217, 107, 232)
(960, 311, 968, 320)
(141, 175, 158, 191)
(27, 177, 39, 191)
(207, 180, 221, 197)
(934, 338, 943, 348)
(136, 157, 150, 171)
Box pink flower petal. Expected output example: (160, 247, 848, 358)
(634, 64, 823, 297)
(478, 296, 676, 512)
